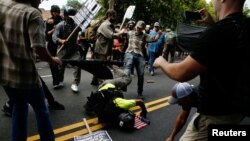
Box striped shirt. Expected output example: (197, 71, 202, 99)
(0, 1, 44, 89)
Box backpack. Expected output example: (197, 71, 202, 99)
(85, 19, 103, 43)
(118, 111, 135, 130)
(166, 31, 176, 46)
(176, 23, 207, 51)
(85, 88, 126, 123)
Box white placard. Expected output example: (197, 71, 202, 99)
(74, 130, 112, 141)
(72, 0, 102, 30)
(123, 5, 135, 20)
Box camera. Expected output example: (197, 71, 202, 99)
(184, 11, 201, 20)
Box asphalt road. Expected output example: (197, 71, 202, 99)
(0, 57, 249, 141)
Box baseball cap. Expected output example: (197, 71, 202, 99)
(168, 82, 193, 104)
(166, 28, 171, 32)
(136, 20, 146, 29)
(128, 20, 135, 25)
(154, 22, 160, 27)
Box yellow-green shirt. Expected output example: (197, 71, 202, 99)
(114, 98, 136, 110)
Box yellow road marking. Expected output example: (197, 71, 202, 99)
(27, 118, 99, 141)
(130, 96, 170, 111)
(54, 118, 99, 134)
(56, 124, 105, 141)
(147, 102, 170, 112)
(27, 96, 171, 141)
(56, 103, 170, 141)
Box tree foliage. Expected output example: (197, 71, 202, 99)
(98, 0, 213, 29)
(66, 0, 250, 29)
(243, 6, 250, 17)
(66, 0, 82, 9)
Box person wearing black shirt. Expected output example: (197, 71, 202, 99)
(154, 0, 247, 140)
(45, 5, 63, 88)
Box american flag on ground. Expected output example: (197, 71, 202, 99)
(134, 116, 150, 130)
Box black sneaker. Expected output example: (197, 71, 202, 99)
(49, 101, 65, 110)
(121, 86, 127, 92)
(136, 94, 144, 100)
(83, 103, 95, 116)
(2, 103, 12, 117)
(90, 79, 99, 86)
(53, 84, 61, 89)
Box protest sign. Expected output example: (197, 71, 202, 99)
(74, 130, 112, 141)
(57, 0, 101, 53)
(72, 0, 102, 30)
(120, 5, 136, 29)
(74, 118, 112, 141)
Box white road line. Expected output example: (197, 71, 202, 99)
(40, 75, 52, 78)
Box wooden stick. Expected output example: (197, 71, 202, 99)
(83, 118, 92, 134)
(119, 18, 126, 30)
(57, 25, 81, 54)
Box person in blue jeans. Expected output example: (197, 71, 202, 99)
(2, 77, 65, 117)
(123, 20, 162, 99)
(123, 52, 145, 99)
(0, 0, 62, 140)
(147, 22, 166, 76)
(3, 86, 55, 141)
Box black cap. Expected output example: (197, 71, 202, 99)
(51, 5, 60, 13)
(64, 8, 77, 16)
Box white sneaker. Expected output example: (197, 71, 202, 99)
(150, 71, 154, 76)
(71, 84, 79, 93)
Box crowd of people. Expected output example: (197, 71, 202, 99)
(0, 0, 249, 141)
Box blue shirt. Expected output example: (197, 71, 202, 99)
(148, 30, 166, 53)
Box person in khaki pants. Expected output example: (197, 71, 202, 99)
(53, 8, 82, 93)
(91, 9, 125, 85)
